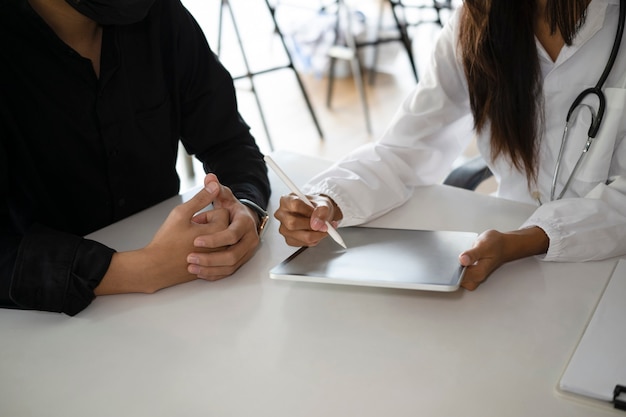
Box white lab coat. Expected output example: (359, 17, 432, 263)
(303, 0, 626, 262)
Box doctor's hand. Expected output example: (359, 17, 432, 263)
(458, 227, 549, 290)
(273, 193, 342, 247)
(186, 173, 263, 280)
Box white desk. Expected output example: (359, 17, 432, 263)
(1, 151, 622, 417)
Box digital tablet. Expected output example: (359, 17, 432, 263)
(269, 227, 478, 292)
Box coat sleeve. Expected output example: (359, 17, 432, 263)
(520, 75, 626, 262)
(521, 177, 626, 262)
(302, 9, 473, 226)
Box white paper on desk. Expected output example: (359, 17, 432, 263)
(559, 258, 626, 402)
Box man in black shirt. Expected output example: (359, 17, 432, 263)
(0, 0, 271, 315)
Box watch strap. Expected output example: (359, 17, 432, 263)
(238, 198, 269, 237)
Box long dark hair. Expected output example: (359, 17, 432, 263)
(459, 0, 588, 184)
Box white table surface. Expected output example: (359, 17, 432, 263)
(1, 150, 622, 417)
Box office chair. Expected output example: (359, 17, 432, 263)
(442, 154, 493, 191)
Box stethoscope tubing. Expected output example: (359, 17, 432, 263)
(550, 0, 626, 201)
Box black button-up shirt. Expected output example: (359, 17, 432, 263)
(0, 0, 270, 315)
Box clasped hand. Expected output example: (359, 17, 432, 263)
(181, 173, 261, 281)
(96, 173, 261, 295)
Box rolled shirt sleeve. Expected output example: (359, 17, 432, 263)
(303, 10, 473, 226)
(9, 225, 115, 315)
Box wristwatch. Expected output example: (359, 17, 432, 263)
(239, 198, 269, 237)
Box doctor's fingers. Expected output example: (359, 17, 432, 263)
(275, 198, 311, 228)
(280, 193, 339, 225)
(274, 203, 320, 233)
(277, 194, 335, 224)
(459, 248, 505, 291)
(277, 221, 327, 247)
(278, 194, 314, 216)
(460, 261, 497, 291)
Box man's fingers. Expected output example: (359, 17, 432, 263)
(203, 174, 240, 210)
(176, 182, 219, 220)
(191, 206, 230, 226)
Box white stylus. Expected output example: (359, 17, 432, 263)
(264, 155, 347, 249)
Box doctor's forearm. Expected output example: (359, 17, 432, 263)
(502, 227, 550, 261)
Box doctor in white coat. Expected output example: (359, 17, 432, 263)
(273, 0, 626, 290)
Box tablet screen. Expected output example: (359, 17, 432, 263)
(269, 227, 478, 292)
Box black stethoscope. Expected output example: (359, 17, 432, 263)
(550, 0, 626, 201)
